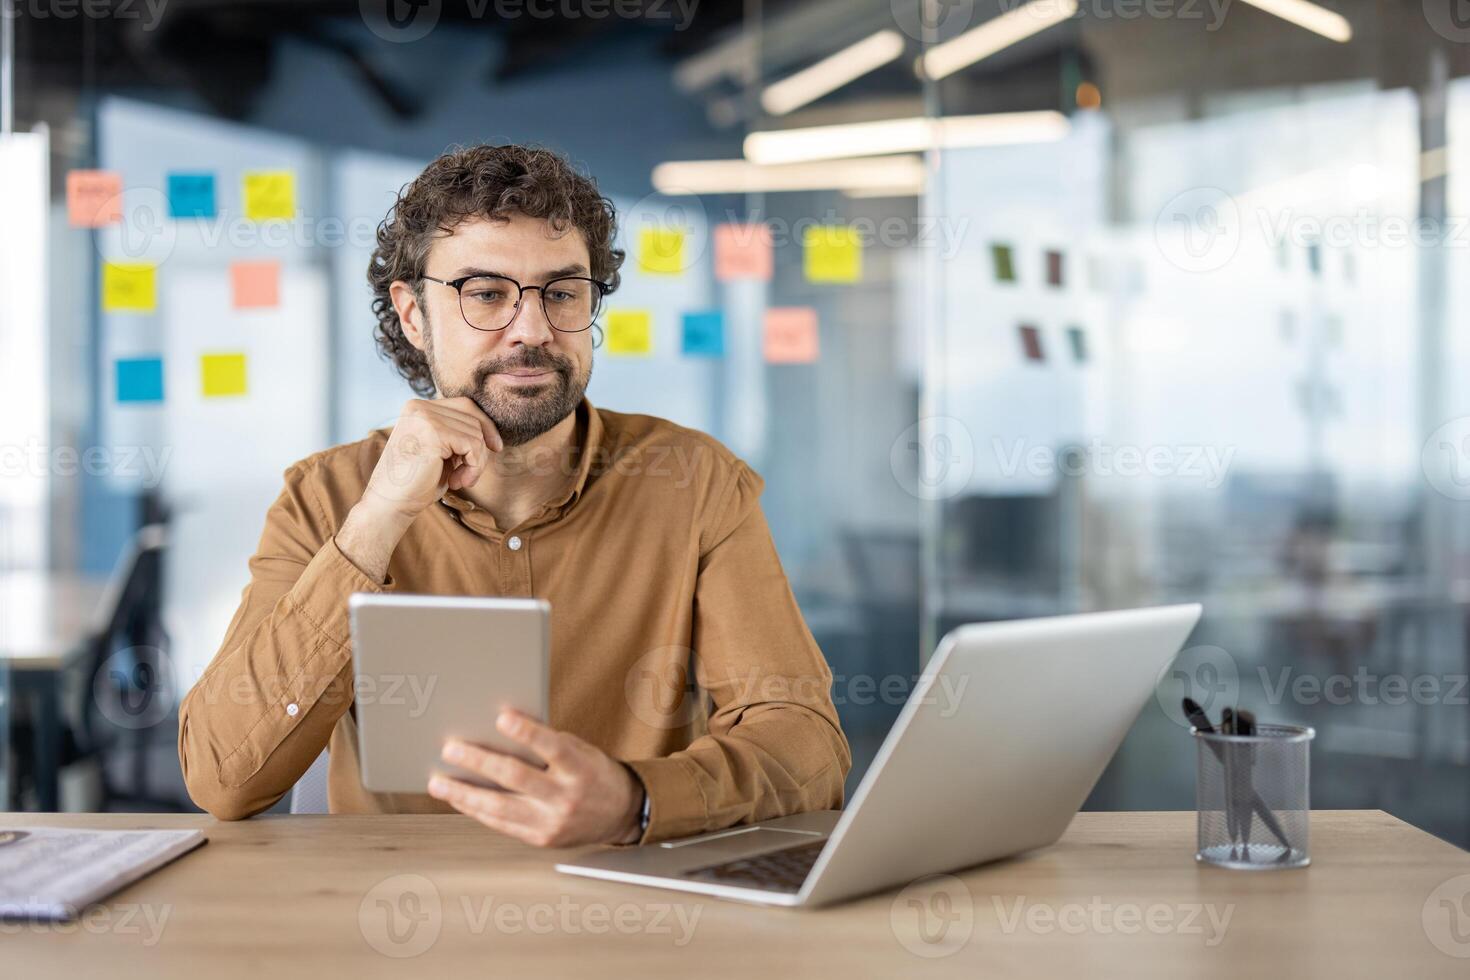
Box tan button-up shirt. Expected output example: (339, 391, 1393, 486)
(177, 399, 850, 842)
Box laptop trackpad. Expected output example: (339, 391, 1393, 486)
(661, 827, 823, 862)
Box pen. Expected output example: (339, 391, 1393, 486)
(1220, 707, 1240, 857)
(1182, 698, 1292, 852)
(1235, 708, 1257, 854)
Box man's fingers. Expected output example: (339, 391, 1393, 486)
(437, 397, 504, 452)
(442, 740, 556, 798)
(497, 710, 576, 768)
(427, 775, 544, 828)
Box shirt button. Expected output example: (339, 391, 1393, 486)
(507, 535, 523, 551)
(286, 703, 300, 717)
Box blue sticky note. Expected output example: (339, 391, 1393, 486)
(167, 172, 216, 218)
(681, 310, 724, 357)
(116, 357, 165, 403)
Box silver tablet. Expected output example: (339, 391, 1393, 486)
(348, 593, 550, 794)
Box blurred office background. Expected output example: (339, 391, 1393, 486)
(1, 0, 1468, 847)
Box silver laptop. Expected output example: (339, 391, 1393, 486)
(556, 604, 1202, 908)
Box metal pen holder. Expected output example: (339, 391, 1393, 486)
(1193, 723, 1313, 870)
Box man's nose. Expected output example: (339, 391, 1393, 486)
(503, 288, 556, 345)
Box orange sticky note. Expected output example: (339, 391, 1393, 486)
(231, 260, 280, 309)
(763, 307, 819, 364)
(715, 223, 773, 282)
(67, 170, 123, 228)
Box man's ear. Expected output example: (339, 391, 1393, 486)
(389, 279, 427, 352)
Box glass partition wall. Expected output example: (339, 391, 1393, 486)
(921, 5, 1470, 845)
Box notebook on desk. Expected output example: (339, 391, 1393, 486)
(0, 827, 206, 920)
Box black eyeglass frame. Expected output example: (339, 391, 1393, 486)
(421, 273, 611, 333)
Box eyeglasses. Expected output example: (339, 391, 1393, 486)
(421, 273, 609, 334)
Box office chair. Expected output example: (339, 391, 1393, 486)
(290, 752, 331, 814)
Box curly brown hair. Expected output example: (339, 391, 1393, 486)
(368, 144, 624, 396)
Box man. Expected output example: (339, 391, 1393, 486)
(177, 144, 850, 847)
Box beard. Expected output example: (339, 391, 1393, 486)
(425, 320, 591, 448)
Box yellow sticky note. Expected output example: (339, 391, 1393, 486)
(803, 225, 862, 283)
(243, 171, 295, 221)
(638, 227, 686, 275)
(606, 310, 652, 355)
(201, 353, 249, 397)
(102, 262, 156, 313)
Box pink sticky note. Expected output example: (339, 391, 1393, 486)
(763, 307, 819, 364)
(231, 260, 281, 309)
(67, 170, 123, 228)
(715, 223, 774, 282)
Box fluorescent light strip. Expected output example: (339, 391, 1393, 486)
(920, 0, 1078, 81)
(651, 155, 925, 195)
(760, 30, 907, 116)
(1239, 0, 1351, 42)
(744, 111, 1069, 165)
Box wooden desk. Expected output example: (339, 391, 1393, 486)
(5, 810, 1468, 977)
(1, 572, 109, 810)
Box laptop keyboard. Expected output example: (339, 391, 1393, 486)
(683, 838, 828, 893)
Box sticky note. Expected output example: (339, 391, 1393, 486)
(67, 170, 123, 228)
(102, 262, 156, 313)
(167, 172, 216, 218)
(201, 353, 249, 398)
(231, 260, 281, 309)
(764, 307, 819, 364)
(115, 357, 164, 404)
(681, 311, 724, 357)
(1067, 327, 1087, 364)
(606, 310, 653, 355)
(1018, 324, 1045, 363)
(243, 171, 295, 221)
(1045, 249, 1064, 287)
(991, 244, 1016, 283)
(638, 227, 686, 275)
(802, 225, 861, 284)
(714, 223, 773, 282)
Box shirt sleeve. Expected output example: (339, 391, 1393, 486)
(625, 461, 852, 842)
(176, 463, 393, 819)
